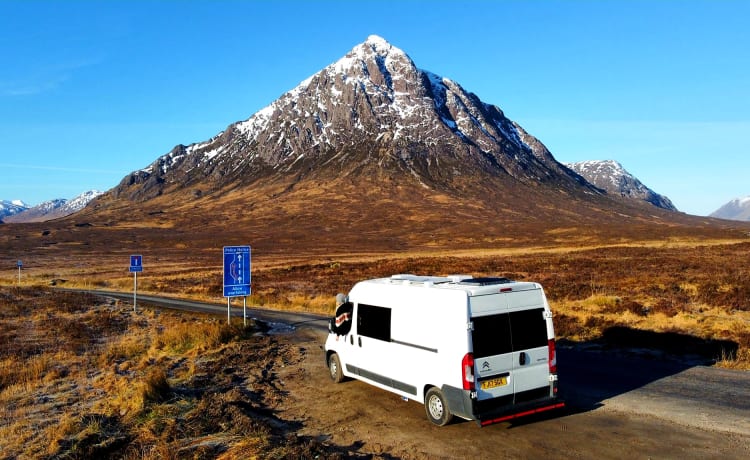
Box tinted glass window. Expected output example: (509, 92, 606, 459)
(472, 313, 512, 358)
(357, 304, 391, 342)
(509, 308, 548, 350)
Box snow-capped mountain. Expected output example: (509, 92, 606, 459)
(565, 160, 677, 211)
(63, 190, 103, 214)
(4, 190, 103, 223)
(0, 200, 29, 220)
(710, 196, 750, 221)
(112, 35, 594, 202)
(82, 35, 700, 253)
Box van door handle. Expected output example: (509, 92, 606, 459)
(519, 352, 527, 366)
(358, 337, 362, 347)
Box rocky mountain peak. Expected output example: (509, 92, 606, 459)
(710, 196, 750, 221)
(0, 200, 29, 220)
(112, 36, 594, 202)
(565, 160, 677, 211)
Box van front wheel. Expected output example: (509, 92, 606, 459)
(425, 388, 453, 426)
(328, 353, 344, 383)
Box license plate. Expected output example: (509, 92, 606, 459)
(480, 376, 508, 390)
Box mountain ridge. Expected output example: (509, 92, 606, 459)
(0, 199, 29, 221)
(710, 196, 750, 221)
(565, 160, 677, 211)
(3, 191, 103, 223)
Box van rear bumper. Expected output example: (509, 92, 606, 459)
(442, 385, 565, 427)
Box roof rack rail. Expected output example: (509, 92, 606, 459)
(458, 277, 512, 286)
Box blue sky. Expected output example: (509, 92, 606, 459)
(1, 0, 748, 216)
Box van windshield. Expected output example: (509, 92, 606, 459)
(472, 308, 547, 358)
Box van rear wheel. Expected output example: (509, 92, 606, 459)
(328, 353, 344, 383)
(425, 387, 453, 426)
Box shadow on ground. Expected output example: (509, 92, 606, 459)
(555, 326, 738, 415)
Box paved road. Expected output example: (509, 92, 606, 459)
(82, 289, 330, 331)
(84, 289, 750, 437)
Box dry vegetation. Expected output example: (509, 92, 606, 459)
(139, 241, 748, 368)
(8, 240, 750, 369)
(1, 238, 749, 457)
(0, 287, 365, 459)
(263, 241, 750, 368)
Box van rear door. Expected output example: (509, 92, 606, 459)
(471, 312, 515, 401)
(507, 307, 550, 396)
(470, 288, 551, 404)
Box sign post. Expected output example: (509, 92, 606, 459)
(223, 246, 251, 325)
(17, 260, 22, 285)
(129, 255, 143, 312)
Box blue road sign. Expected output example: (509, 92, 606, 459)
(223, 246, 251, 297)
(129, 255, 143, 273)
(17, 260, 22, 268)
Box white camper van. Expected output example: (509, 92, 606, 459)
(325, 274, 564, 426)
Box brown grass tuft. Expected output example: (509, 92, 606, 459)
(142, 367, 171, 404)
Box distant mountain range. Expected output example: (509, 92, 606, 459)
(565, 160, 677, 211)
(1, 191, 102, 223)
(710, 196, 750, 221)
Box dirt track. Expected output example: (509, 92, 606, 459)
(274, 327, 750, 459)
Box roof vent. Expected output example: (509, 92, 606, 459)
(447, 275, 473, 283)
(391, 274, 418, 281)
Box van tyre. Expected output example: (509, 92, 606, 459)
(425, 388, 453, 426)
(328, 353, 344, 383)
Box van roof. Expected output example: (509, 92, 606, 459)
(359, 274, 541, 296)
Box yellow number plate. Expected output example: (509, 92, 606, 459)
(480, 376, 508, 390)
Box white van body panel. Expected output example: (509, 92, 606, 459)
(337, 279, 468, 402)
(325, 275, 563, 426)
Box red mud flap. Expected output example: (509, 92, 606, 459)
(479, 401, 566, 427)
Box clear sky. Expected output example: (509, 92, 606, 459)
(1, 0, 748, 216)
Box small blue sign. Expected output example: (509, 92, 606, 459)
(129, 255, 143, 273)
(223, 246, 251, 297)
(17, 260, 22, 268)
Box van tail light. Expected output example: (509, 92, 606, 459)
(462, 353, 475, 390)
(548, 339, 557, 374)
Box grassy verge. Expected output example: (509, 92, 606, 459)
(0, 287, 362, 459)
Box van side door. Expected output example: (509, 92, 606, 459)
(348, 303, 398, 389)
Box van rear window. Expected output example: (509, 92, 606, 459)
(509, 308, 548, 351)
(472, 313, 512, 358)
(472, 308, 547, 358)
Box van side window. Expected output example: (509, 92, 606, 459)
(357, 304, 391, 342)
(472, 313, 512, 358)
(509, 308, 548, 350)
